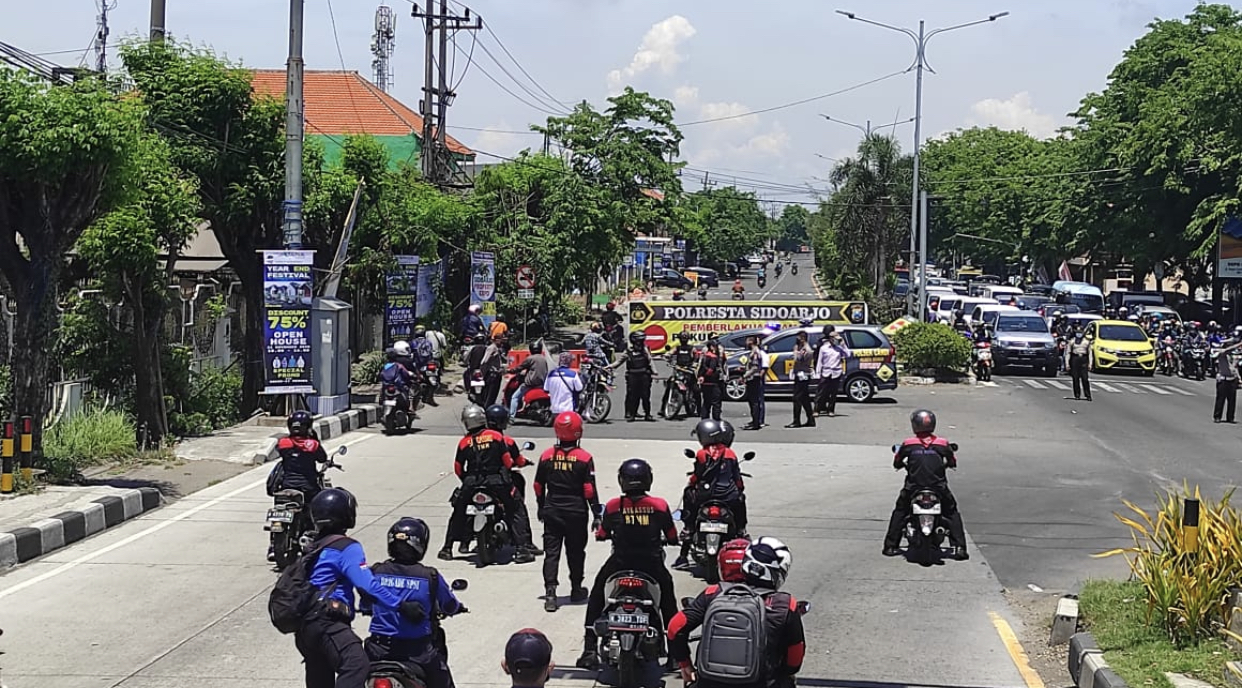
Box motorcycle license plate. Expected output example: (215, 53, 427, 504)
(911, 505, 941, 515)
(384, 399, 397, 407)
(471, 381, 484, 388)
(267, 509, 294, 523)
(608, 612, 648, 627)
(699, 522, 729, 534)
(466, 505, 495, 516)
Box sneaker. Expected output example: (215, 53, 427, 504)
(514, 550, 536, 564)
(437, 548, 453, 561)
(570, 586, 589, 603)
(954, 546, 970, 561)
(524, 544, 544, 556)
(576, 650, 600, 671)
(544, 587, 558, 613)
(266, 547, 276, 563)
(882, 546, 901, 557)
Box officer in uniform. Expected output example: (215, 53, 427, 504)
(659, 332, 699, 419)
(609, 331, 656, 422)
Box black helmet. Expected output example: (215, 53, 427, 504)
(287, 410, 313, 437)
(629, 331, 646, 346)
(821, 324, 835, 338)
(311, 488, 357, 533)
(387, 517, 431, 563)
(531, 339, 543, 355)
(910, 409, 936, 435)
(485, 404, 510, 431)
(618, 458, 653, 496)
(677, 331, 691, 344)
(719, 419, 736, 448)
(694, 419, 724, 447)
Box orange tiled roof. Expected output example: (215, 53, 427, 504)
(641, 188, 665, 201)
(250, 70, 473, 155)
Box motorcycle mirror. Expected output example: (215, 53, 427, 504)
(950, 443, 959, 452)
(683, 448, 696, 459)
(742, 451, 756, 461)
(450, 579, 469, 591)
(522, 441, 536, 451)
(796, 601, 811, 614)
(672, 509, 683, 522)
(336, 445, 349, 456)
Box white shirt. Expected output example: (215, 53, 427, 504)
(544, 367, 584, 413)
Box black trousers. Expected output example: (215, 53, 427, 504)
(815, 376, 841, 414)
(482, 372, 503, 407)
(699, 385, 722, 420)
(682, 487, 748, 533)
(445, 478, 532, 547)
(1070, 356, 1091, 399)
(883, 485, 966, 551)
(746, 378, 766, 426)
(364, 636, 455, 688)
(584, 553, 678, 638)
(1215, 378, 1238, 422)
(542, 508, 589, 587)
(295, 617, 370, 688)
(625, 372, 653, 418)
(792, 378, 814, 425)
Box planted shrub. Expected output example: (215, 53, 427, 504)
(351, 350, 386, 386)
(891, 322, 971, 372)
(41, 408, 137, 481)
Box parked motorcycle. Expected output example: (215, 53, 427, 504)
(364, 579, 470, 688)
(973, 341, 993, 382)
(590, 571, 667, 688)
(502, 374, 554, 426)
(579, 362, 615, 424)
(892, 441, 958, 566)
(461, 445, 534, 567)
(676, 448, 754, 582)
(266, 445, 348, 570)
(662, 366, 699, 420)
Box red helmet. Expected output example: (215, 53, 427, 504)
(718, 538, 750, 583)
(554, 411, 584, 443)
(606, 302, 616, 311)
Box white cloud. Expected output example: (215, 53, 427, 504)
(607, 15, 697, 91)
(469, 123, 532, 158)
(967, 92, 1061, 139)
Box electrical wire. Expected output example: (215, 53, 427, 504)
(677, 70, 907, 126)
(451, 40, 565, 117)
(444, 0, 570, 111)
(450, 31, 478, 91)
(325, 0, 367, 132)
(472, 38, 569, 115)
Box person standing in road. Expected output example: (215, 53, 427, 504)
(787, 332, 816, 428)
(609, 331, 656, 422)
(697, 339, 724, 421)
(544, 352, 584, 415)
(502, 628, 555, 688)
(481, 333, 510, 406)
(814, 330, 852, 417)
(534, 412, 600, 612)
(1211, 333, 1242, 423)
(1067, 330, 1093, 402)
(742, 336, 768, 430)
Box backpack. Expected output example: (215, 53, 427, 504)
(268, 534, 353, 634)
(695, 583, 769, 684)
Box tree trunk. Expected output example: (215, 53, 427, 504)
(239, 272, 266, 413)
(130, 290, 168, 447)
(11, 261, 60, 460)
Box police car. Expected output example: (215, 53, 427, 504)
(723, 326, 898, 403)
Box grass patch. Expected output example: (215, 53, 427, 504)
(41, 409, 138, 482)
(1081, 579, 1232, 688)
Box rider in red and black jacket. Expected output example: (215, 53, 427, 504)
(268, 410, 327, 561)
(882, 409, 968, 560)
(667, 537, 805, 688)
(533, 411, 601, 611)
(674, 419, 748, 570)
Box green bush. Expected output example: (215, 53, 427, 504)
(0, 365, 11, 420)
(352, 350, 386, 386)
(891, 322, 972, 372)
(168, 364, 243, 437)
(41, 408, 137, 481)
(556, 297, 585, 326)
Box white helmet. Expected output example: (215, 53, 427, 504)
(742, 536, 792, 590)
(394, 340, 412, 356)
(468, 304, 482, 314)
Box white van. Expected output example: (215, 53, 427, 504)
(956, 296, 999, 323)
(935, 296, 964, 322)
(972, 303, 1021, 329)
(983, 285, 1024, 303)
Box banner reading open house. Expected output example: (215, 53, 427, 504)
(627, 300, 869, 350)
(262, 249, 316, 395)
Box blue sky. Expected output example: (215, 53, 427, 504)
(5, 0, 1209, 204)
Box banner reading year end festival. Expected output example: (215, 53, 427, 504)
(470, 250, 497, 327)
(262, 250, 316, 394)
(384, 255, 419, 346)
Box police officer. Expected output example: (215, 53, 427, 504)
(696, 338, 725, 421)
(1067, 329, 1092, 402)
(576, 458, 679, 671)
(269, 410, 328, 562)
(660, 332, 699, 419)
(610, 331, 656, 422)
(534, 411, 601, 612)
(361, 518, 467, 688)
(485, 404, 541, 556)
(437, 405, 536, 564)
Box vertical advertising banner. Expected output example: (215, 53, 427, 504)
(416, 259, 441, 318)
(262, 250, 316, 395)
(470, 250, 497, 326)
(1219, 217, 1242, 280)
(384, 255, 419, 345)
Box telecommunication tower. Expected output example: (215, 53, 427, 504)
(371, 4, 396, 91)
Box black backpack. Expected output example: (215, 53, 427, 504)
(268, 534, 353, 634)
(695, 583, 769, 684)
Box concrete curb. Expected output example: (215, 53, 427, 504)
(0, 487, 162, 569)
(247, 403, 383, 465)
(1068, 632, 1129, 688)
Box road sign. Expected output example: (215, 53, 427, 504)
(517, 288, 535, 300)
(517, 265, 536, 289)
(642, 324, 669, 350)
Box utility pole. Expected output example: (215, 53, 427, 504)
(412, 2, 481, 186)
(282, 0, 305, 248)
(149, 0, 166, 42)
(95, 0, 115, 72)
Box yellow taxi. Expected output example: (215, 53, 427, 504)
(1087, 319, 1156, 375)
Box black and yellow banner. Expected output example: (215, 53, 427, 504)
(628, 300, 868, 348)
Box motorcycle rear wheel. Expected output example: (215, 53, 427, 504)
(272, 530, 296, 570)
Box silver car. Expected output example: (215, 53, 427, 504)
(991, 313, 1058, 376)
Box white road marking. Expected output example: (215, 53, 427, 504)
(1149, 386, 1173, 395)
(1022, 380, 1046, 389)
(1114, 383, 1147, 394)
(1093, 382, 1121, 393)
(1044, 380, 1070, 390)
(1170, 386, 1196, 396)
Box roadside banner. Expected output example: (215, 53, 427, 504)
(384, 255, 419, 346)
(1219, 217, 1242, 279)
(628, 300, 868, 349)
(261, 249, 316, 395)
(415, 259, 441, 318)
(471, 250, 497, 326)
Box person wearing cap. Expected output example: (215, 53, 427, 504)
(814, 327, 852, 417)
(503, 628, 554, 688)
(544, 352, 584, 416)
(1212, 334, 1242, 423)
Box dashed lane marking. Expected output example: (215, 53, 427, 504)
(1022, 380, 1046, 389)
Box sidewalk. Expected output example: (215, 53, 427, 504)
(0, 401, 382, 571)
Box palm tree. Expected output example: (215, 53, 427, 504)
(814, 134, 912, 296)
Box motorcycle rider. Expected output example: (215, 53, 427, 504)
(697, 338, 725, 421)
(697, 282, 709, 300)
(582, 322, 612, 370)
(951, 309, 970, 335)
(360, 518, 466, 688)
(459, 304, 485, 343)
(660, 332, 700, 419)
(411, 326, 438, 406)
(673, 419, 748, 570)
(268, 410, 329, 562)
(667, 537, 805, 688)
(509, 339, 551, 418)
(480, 333, 509, 406)
(484, 404, 540, 554)
(437, 405, 536, 564)
(1067, 329, 1093, 401)
(732, 279, 745, 298)
(600, 302, 625, 357)
(882, 410, 969, 561)
(489, 313, 510, 342)
(576, 458, 680, 671)
(534, 411, 601, 612)
(380, 343, 417, 413)
(672, 289, 686, 301)
(609, 331, 656, 422)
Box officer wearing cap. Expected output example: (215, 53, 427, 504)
(502, 628, 554, 688)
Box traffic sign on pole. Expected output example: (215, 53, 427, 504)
(516, 265, 536, 289)
(517, 288, 535, 300)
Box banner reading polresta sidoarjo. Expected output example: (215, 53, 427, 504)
(262, 249, 316, 395)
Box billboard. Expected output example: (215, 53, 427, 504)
(627, 300, 869, 350)
(1219, 217, 1242, 280)
(261, 249, 316, 394)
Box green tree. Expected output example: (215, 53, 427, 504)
(0, 71, 147, 454)
(775, 205, 811, 252)
(679, 186, 770, 264)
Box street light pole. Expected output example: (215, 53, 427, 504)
(836, 9, 1009, 320)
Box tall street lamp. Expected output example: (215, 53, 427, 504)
(836, 9, 1009, 320)
(820, 113, 915, 138)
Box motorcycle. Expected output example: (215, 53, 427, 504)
(382, 383, 418, 435)
(591, 570, 667, 688)
(266, 445, 348, 570)
(364, 580, 470, 688)
(757, 275, 767, 289)
(465, 368, 488, 405)
(1160, 341, 1178, 376)
(662, 366, 699, 420)
(580, 362, 615, 424)
(1183, 345, 1207, 380)
(422, 360, 441, 396)
(462, 445, 534, 567)
(731, 290, 745, 301)
(973, 341, 993, 382)
(676, 448, 755, 583)
(697, 287, 709, 301)
(892, 441, 958, 567)
(458, 335, 482, 367)
(791, 263, 799, 275)
(503, 374, 554, 426)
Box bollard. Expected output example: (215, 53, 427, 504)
(1184, 497, 1200, 554)
(18, 415, 32, 483)
(0, 420, 12, 494)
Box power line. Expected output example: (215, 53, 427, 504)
(325, 0, 367, 132)
(677, 70, 907, 126)
(451, 39, 564, 117)
(472, 37, 569, 115)
(450, 30, 477, 91)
